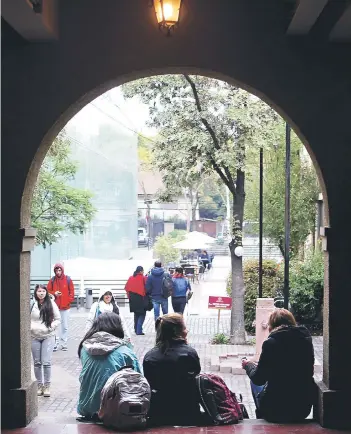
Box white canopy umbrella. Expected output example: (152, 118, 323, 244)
(185, 231, 216, 244)
(173, 232, 215, 250)
(173, 239, 211, 250)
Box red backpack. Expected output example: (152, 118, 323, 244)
(196, 373, 244, 425)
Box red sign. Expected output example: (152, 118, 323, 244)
(208, 296, 232, 310)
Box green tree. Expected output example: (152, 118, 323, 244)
(245, 124, 319, 256)
(123, 74, 277, 343)
(31, 130, 96, 247)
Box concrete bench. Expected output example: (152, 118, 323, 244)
(9, 418, 349, 433)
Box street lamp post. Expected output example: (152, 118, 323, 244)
(284, 123, 291, 310)
(258, 147, 263, 298)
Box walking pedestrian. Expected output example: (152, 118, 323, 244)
(171, 267, 192, 315)
(47, 263, 74, 351)
(125, 266, 148, 335)
(31, 284, 61, 397)
(85, 289, 132, 347)
(145, 261, 170, 321)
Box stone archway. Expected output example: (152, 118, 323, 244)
(2, 2, 351, 429)
(21, 68, 331, 424)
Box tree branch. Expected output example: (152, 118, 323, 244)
(183, 74, 236, 192)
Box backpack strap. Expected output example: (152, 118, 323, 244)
(30, 299, 36, 312)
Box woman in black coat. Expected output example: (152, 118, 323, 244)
(242, 308, 316, 422)
(143, 313, 202, 427)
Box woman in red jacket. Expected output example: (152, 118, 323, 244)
(125, 266, 148, 335)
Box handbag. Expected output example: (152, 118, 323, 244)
(143, 295, 153, 311)
(186, 290, 193, 302)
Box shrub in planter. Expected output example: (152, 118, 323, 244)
(290, 248, 324, 330)
(227, 260, 283, 334)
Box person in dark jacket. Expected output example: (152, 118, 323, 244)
(242, 308, 316, 422)
(171, 267, 191, 314)
(143, 313, 202, 427)
(125, 266, 148, 335)
(199, 250, 210, 269)
(145, 261, 169, 321)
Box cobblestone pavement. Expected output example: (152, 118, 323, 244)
(36, 312, 323, 421)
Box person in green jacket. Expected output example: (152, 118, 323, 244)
(77, 312, 142, 420)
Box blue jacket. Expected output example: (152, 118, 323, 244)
(146, 267, 167, 300)
(172, 277, 191, 298)
(77, 331, 142, 418)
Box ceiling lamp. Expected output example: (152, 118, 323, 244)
(153, 0, 183, 36)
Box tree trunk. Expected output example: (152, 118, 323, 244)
(229, 169, 246, 344)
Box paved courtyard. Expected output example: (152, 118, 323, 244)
(33, 257, 323, 422)
(35, 311, 323, 421)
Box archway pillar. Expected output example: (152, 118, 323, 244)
(316, 223, 351, 429)
(1, 226, 38, 428)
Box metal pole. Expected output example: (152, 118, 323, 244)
(217, 309, 221, 334)
(284, 123, 291, 309)
(258, 147, 263, 298)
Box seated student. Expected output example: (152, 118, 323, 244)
(143, 313, 202, 427)
(242, 308, 316, 422)
(77, 312, 142, 420)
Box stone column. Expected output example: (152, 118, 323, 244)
(316, 226, 351, 429)
(1, 227, 38, 429)
(254, 298, 274, 361)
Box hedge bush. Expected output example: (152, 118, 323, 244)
(227, 260, 283, 334)
(153, 230, 186, 265)
(290, 248, 324, 329)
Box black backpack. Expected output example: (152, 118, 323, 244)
(162, 274, 174, 298)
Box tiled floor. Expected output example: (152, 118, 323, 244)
(4, 420, 350, 433)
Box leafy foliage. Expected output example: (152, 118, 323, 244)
(153, 230, 186, 265)
(245, 124, 319, 256)
(122, 74, 278, 343)
(227, 260, 283, 333)
(31, 131, 96, 247)
(290, 247, 324, 327)
(211, 333, 230, 345)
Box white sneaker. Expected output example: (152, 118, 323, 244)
(43, 385, 51, 397)
(37, 384, 43, 396)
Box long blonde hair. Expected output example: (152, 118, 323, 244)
(155, 313, 186, 353)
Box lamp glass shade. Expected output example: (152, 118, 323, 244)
(154, 0, 182, 26)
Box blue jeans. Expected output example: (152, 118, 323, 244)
(172, 296, 187, 314)
(55, 309, 70, 346)
(250, 380, 265, 410)
(152, 298, 168, 321)
(134, 312, 146, 335)
(31, 336, 55, 385)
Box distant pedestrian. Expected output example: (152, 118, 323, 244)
(47, 263, 74, 351)
(85, 289, 132, 347)
(199, 250, 210, 269)
(125, 266, 149, 335)
(171, 267, 192, 315)
(31, 284, 61, 397)
(145, 261, 170, 321)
